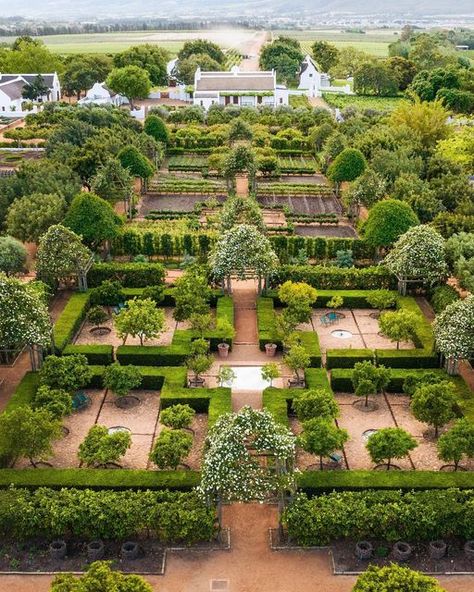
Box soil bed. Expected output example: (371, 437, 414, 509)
(331, 538, 474, 574)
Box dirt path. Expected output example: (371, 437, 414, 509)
(239, 31, 268, 71)
(309, 95, 332, 111)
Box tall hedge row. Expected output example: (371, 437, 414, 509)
(273, 265, 396, 290)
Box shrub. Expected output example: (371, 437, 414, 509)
(292, 389, 339, 421)
(87, 305, 109, 327)
(298, 419, 349, 471)
(0, 235, 27, 276)
(430, 284, 460, 314)
(410, 382, 457, 437)
(366, 427, 417, 469)
(50, 561, 153, 592)
(53, 292, 91, 352)
(40, 354, 92, 392)
(88, 262, 165, 288)
(103, 363, 142, 397)
(366, 289, 397, 311)
(353, 564, 446, 592)
(90, 280, 124, 306)
(33, 385, 72, 419)
(149, 429, 193, 470)
(160, 404, 196, 429)
(78, 425, 132, 468)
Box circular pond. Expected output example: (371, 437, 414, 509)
(331, 329, 353, 339)
(362, 429, 378, 441)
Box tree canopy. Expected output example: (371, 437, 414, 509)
(433, 295, 474, 361)
(6, 193, 66, 243)
(363, 199, 419, 249)
(106, 65, 151, 109)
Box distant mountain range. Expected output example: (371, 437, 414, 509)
(2, 0, 474, 18)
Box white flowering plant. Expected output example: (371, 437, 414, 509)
(433, 295, 474, 360)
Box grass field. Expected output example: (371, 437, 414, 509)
(279, 28, 400, 57)
(322, 92, 405, 111)
(0, 28, 258, 56)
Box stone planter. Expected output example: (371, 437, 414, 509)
(464, 540, 474, 560)
(87, 540, 104, 561)
(429, 540, 447, 560)
(355, 541, 373, 560)
(121, 541, 139, 560)
(392, 541, 412, 562)
(218, 343, 230, 359)
(265, 343, 277, 358)
(49, 540, 67, 560)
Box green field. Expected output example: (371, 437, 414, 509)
(279, 28, 400, 57)
(322, 92, 405, 111)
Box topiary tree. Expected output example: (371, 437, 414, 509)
(284, 344, 310, 385)
(379, 309, 418, 349)
(437, 418, 474, 470)
(262, 363, 280, 387)
(209, 224, 279, 294)
(292, 389, 339, 422)
(353, 564, 446, 592)
(63, 192, 123, 250)
(298, 418, 349, 470)
(352, 361, 391, 409)
(366, 289, 397, 312)
(0, 236, 27, 276)
(385, 225, 447, 293)
(6, 192, 66, 243)
(90, 280, 124, 307)
(103, 363, 142, 398)
(278, 281, 317, 326)
(186, 339, 213, 386)
(78, 424, 132, 468)
(114, 298, 165, 346)
(327, 148, 366, 195)
(433, 296, 474, 374)
(36, 224, 92, 290)
(363, 199, 419, 253)
(50, 561, 153, 592)
(366, 427, 417, 470)
(91, 158, 134, 207)
(144, 114, 169, 144)
(411, 381, 457, 438)
(160, 404, 196, 429)
(0, 407, 61, 468)
(189, 312, 213, 339)
(40, 354, 92, 392)
(149, 429, 193, 469)
(118, 145, 155, 192)
(87, 305, 109, 329)
(34, 385, 73, 419)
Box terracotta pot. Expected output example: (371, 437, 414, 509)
(355, 541, 373, 560)
(87, 540, 104, 561)
(265, 343, 277, 357)
(49, 540, 67, 560)
(218, 343, 230, 359)
(392, 541, 412, 561)
(429, 540, 447, 560)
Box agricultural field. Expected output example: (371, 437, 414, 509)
(323, 93, 405, 111)
(278, 28, 400, 57)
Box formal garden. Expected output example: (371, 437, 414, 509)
(0, 94, 473, 588)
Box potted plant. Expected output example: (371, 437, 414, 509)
(215, 318, 236, 359)
(283, 345, 310, 388)
(217, 366, 236, 387)
(186, 339, 213, 387)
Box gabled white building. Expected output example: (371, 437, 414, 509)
(78, 82, 128, 107)
(193, 66, 288, 110)
(298, 55, 330, 97)
(0, 72, 60, 114)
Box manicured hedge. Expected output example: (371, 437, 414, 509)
(161, 384, 232, 428)
(88, 365, 187, 391)
(87, 262, 166, 288)
(4, 371, 39, 412)
(111, 229, 216, 258)
(63, 344, 114, 365)
(283, 489, 474, 546)
(375, 349, 439, 368)
(268, 236, 376, 262)
(116, 344, 189, 366)
(326, 349, 375, 369)
(266, 289, 398, 310)
(53, 292, 91, 353)
(273, 265, 396, 290)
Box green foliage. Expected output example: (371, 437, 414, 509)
(411, 381, 457, 437)
(353, 564, 446, 592)
(40, 354, 92, 392)
(366, 427, 417, 468)
(118, 145, 154, 180)
(144, 114, 170, 144)
(6, 192, 66, 243)
(259, 37, 304, 85)
(160, 404, 195, 429)
(173, 266, 211, 322)
(278, 280, 317, 325)
(103, 363, 142, 397)
(433, 295, 474, 360)
(178, 39, 225, 65)
(78, 424, 132, 468)
(0, 235, 26, 276)
(91, 157, 133, 205)
(64, 192, 123, 247)
(149, 429, 193, 470)
(34, 385, 72, 419)
(106, 65, 151, 107)
(327, 148, 366, 184)
(364, 199, 419, 248)
(311, 41, 339, 72)
(284, 344, 311, 381)
(114, 298, 165, 346)
(327, 295, 344, 309)
(298, 419, 349, 470)
(90, 280, 124, 307)
(53, 292, 90, 352)
(50, 561, 153, 592)
(438, 418, 474, 469)
(366, 290, 397, 311)
(292, 389, 339, 422)
(354, 61, 399, 96)
(261, 363, 280, 387)
(88, 262, 165, 288)
(87, 305, 109, 328)
(114, 43, 169, 86)
(379, 309, 418, 349)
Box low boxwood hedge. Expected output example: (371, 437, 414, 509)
(266, 289, 398, 310)
(326, 349, 375, 369)
(53, 292, 91, 353)
(273, 265, 396, 290)
(116, 344, 189, 366)
(161, 385, 232, 428)
(63, 344, 114, 365)
(375, 349, 439, 368)
(87, 262, 166, 288)
(4, 372, 39, 412)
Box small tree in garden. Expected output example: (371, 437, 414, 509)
(190, 312, 213, 339)
(353, 564, 446, 592)
(149, 429, 193, 470)
(144, 114, 169, 144)
(402, 372, 443, 396)
(103, 363, 142, 398)
(298, 418, 349, 470)
(352, 361, 391, 408)
(91, 158, 134, 206)
(40, 354, 92, 392)
(36, 224, 92, 289)
(433, 296, 474, 374)
(278, 281, 317, 325)
(292, 389, 339, 422)
(366, 427, 417, 470)
(87, 305, 109, 329)
(0, 407, 61, 468)
(64, 192, 123, 249)
(384, 225, 448, 288)
(114, 298, 165, 345)
(186, 345, 213, 385)
(262, 363, 280, 387)
(327, 148, 366, 195)
(217, 366, 236, 387)
(215, 318, 236, 344)
(209, 224, 279, 294)
(228, 118, 253, 144)
(327, 295, 343, 310)
(90, 280, 124, 307)
(118, 145, 155, 192)
(160, 404, 196, 429)
(410, 381, 457, 437)
(141, 284, 165, 306)
(78, 425, 132, 468)
(50, 561, 153, 592)
(0, 236, 27, 276)
(34, 385, 73, 419)
(6, 193, 66, 243)
(363, 199, 419, 252)
(366, 289, 397, 312)
(437, 418, 474, 470)
(222, 145, 256, 190)
(379, 309, 418, 349)
(220, 195, 265, 232)
(284, 345, 310, 384)
(173, 266, 211, 321)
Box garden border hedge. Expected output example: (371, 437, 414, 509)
(53, 292, 91, 353)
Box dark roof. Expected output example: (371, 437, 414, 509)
(0, 79, 25, 100)
(0, 73, 56, 88)
(300, 62, 309, 75)
(196, 72, 275, 92)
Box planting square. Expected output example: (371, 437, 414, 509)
(97, 389, 160, 434)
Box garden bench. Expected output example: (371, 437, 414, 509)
(329, 452, 342, 464)
(112, 302, 126, 314)
(72, 391, 91, 411)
